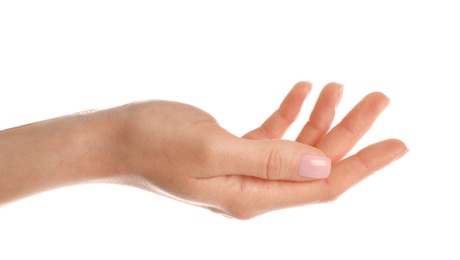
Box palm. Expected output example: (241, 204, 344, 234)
(225, 82, 406, 216)
(131, 82, 407, 219)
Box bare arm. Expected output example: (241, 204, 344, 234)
(0, 111, 122, 204)
(0, 82, 408, 219)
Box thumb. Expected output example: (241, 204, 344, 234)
(217, 138, 331, 181)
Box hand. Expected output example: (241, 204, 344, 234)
(112, 81, 408, 219)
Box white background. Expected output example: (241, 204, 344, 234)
(1, 1, 459, 259)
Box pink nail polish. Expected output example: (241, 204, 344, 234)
(298, 155, 331, 179)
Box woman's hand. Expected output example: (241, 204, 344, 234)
(111, 82, 408, 219)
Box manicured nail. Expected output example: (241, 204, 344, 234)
(298, 155, 331, 179)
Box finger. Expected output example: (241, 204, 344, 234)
(296, 82, 343, 146)
(243, 81, 312, 140)
(316, 92, 390, 163)
(214, 139, 407, 219)
(318, 138, 408, 201)
(210, 136, 331, 182)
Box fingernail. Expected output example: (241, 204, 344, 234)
(336, 83, 344, 108)
(393, 148, 409, 162)
(298, 155, 331, 179)
(384, 95, 391, 107)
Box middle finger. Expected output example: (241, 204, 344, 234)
(296, 82, 343, 146)
(316, 92, 390, 163)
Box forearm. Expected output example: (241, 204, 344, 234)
(0, 111, 123, 205)
(0, 84, 408, 219)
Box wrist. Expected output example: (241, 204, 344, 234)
(0, 109, 124, 204)
(72, 109, 128, 181)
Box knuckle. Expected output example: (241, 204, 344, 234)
(263, 150, 285, 180)
(318, 180, 341, 203)
(341, 121, 359, 137)
(356, 152, 372, 172)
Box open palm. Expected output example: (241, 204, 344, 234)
(209, 82, 407, 218)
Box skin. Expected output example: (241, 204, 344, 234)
(0, 82, 408, 219)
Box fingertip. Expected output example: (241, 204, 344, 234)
(376, 92, 391, 107)
(322, 82, 344, 97)
(335, 83, 344, 108)
(386, 138, 407, 147)
(359, 92, 391, 113)
(386, 138, 409, 162)
(380, 138, 406, 149)
(394, 147, 409, 162)
(358, 138, 409, 167)
(368, 91, 390, 103)
(316, 82, 345, 109)
(293, 81, 313, 93)
(324, 81, 341, 87)
(284, 81, 312, 102)
(296, 80, 313, 87)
